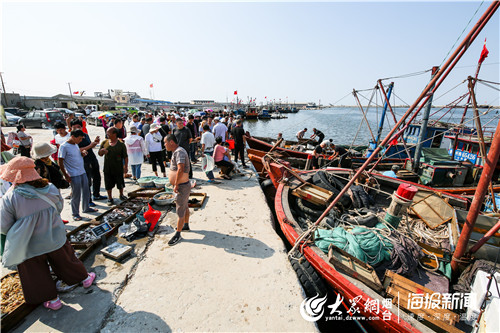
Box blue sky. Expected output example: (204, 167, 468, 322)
(2, 1, 499, 105)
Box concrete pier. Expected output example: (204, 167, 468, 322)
(2, 124, 316, 332)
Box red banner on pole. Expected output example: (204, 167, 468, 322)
(234, 90, 237, 95)
(478, 39, 489, 64)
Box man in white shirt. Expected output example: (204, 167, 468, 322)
(296, 128, 307, 140)
(212, 117, 228, 142)
(58, 130, 97, 220)
(200, 124, 217, 183)
(130, 114, 141, 129)
(54, 122, 70, 146)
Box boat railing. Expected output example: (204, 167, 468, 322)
(446, 126, 496, 143)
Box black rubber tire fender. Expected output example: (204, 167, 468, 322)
(297, 198, 322, 218)
(290, 255, 328, 298)
(312, 171, 337, 192)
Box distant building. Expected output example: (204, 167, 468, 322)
(110, 89, 140, 105)
(190, 100, 215, 105)
(21, 94, 114, 110)
(1, 93, 21, 108)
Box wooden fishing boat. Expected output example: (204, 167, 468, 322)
(246, 133, 404, 171)
(247, 146, 406, 180)
(245, 106, 259, 120)
(258, 109, 271, 119)
(271, 164, 495, 332)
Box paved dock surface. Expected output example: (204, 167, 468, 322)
(2, 124, 316, 332)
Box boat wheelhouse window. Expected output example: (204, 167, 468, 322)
(471, 145, 479, 155)
(431, 131, 444, 148)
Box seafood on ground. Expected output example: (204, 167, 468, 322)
(157, 194, 174, 200)
(69, 227, 98, 243)
(128, 197, 150, 204)
(1, 273, 25, 314)
(135, 189, 161, 195)
(119, 201, 144, 210)
(102, 207, 135, 224)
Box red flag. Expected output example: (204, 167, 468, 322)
(73, 91, 79, 94)
(478, 39, 489, 64)
(150, 83, 154, 88)
(234, 90, 237, 95)
(265, 96, 267, 99)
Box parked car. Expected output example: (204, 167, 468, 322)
(4, 107, 28, 117)
(87, 111, 103, 126)
(19, 110, 65, 129)
(48, 108, 82, 117)
(4, 112, 22, 126)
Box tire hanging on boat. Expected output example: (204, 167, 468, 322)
(289, 255, 328, 298)
(311, 171, 352, 211)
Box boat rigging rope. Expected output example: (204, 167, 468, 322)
(432, 79, 468, 103)
(476, 78, 500, 85)
(429, 92, 470, 125)
(438, 0, 486, 67)
(477, 80, 500, 92)
(379, 68, 433, 81)
(332, 91, 354, 106)
(391, 91, 411, 108)
(367, 109, 499, 161)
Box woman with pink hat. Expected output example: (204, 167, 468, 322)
(0, 156, 96, 311)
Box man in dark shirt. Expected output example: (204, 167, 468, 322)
(230, 119, 247, 168)
(311, 128, 325, 144)
(312, 142, 326, 169)
(113, 118, 127, 139)
(159, 116, 170, 165)
(98, 127, 129, 206)
(332, 144, 351, 168)
(70, 119, 107, 204)
(173, 118, 193, 178)
(186, 115, 199, 163)
(141, 118, 153, 138)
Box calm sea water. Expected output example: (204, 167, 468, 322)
(243, 107, 499, 146)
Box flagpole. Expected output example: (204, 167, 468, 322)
(451, 39, 488, 160)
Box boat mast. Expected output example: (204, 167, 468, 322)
(375, 82, 394, 146)
(413, 66, 439, 171)
(451, 118, 500, 273)
(467, 76, 497, 212)
(304, 2, 500, 233)
(451, 42, 488, 160)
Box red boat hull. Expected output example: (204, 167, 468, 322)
(275, 182, 421, 333)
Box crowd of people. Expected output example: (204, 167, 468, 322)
(0, 108, 254, 312)
(0, 106, 360, 313)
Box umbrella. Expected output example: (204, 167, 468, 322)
(193, 111, 205, 117)
(98, 112, 113, 119)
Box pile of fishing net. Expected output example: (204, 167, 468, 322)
(314, 222, 422, 276)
